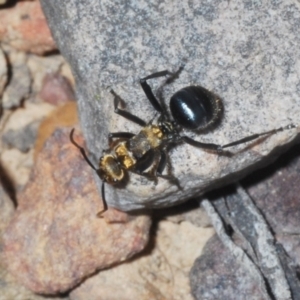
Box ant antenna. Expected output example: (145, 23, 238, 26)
(70, 129, 97, 171)
(96, 181, 108, 217)
(70, 129, 108, 215)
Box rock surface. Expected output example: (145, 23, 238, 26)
(0, 1, 56, 54)
(3, 128, 151, 294)
(1, 50, 31, 109)
(190, 143, 300, 299)
(40, 0, 300, 211)
(70, 219, 214, 300)
(0, 46, 7, 97)
(34, 101, 78, 158)
(0, 179, 68, 300)
(244, 144, 300, 269)
(39, 72, 75, 105)
(0, 101, 55, 187)
(27, 54, 73, 98)
(2, 121, 39, 153)
(190, 235, 267, 300)
(0, 180, 14, 241)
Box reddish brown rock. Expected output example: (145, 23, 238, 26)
(70, 219, 214, 300)
(39, 72, 75, 106)
(0, 176, 58, 299)
(27, 54, 72, 96)
(3, 128, 151, 294)
(34, 101, 78, 159)
(0, 263, 69, 300)
(0, 1, 56, 54)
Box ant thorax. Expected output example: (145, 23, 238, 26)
(127, 124, 164, 159)
(99, 123, 166, 185)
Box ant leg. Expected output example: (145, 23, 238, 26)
(109, 132, 135, 139)
(181, 123, 296, 152)
(221, 124, 296, 149)
(110, 89, 147, 126)
(97, 181, 108, 217)
(108, 132, 135, 144)
(141, 70, 173, 81)
(134, 149, 181, 188)
(133, 149, 164, 184)
(181, 136, 223, 152)
(140, 70, 173, 113)
(156, 149, 167, 174)
(140, 66, 184, 113)
(156, 150, 181, 189)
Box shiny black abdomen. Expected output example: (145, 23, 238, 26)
(170, 86, 221, 130)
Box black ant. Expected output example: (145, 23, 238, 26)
(70, 67, 295, 214)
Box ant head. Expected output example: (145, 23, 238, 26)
(98, 154, 125, 185)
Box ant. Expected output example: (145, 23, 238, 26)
(70, 67, 295, 213)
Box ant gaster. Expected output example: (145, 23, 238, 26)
(70, 67, 295, 214)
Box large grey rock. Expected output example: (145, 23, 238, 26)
(41, 0, 300, 211)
